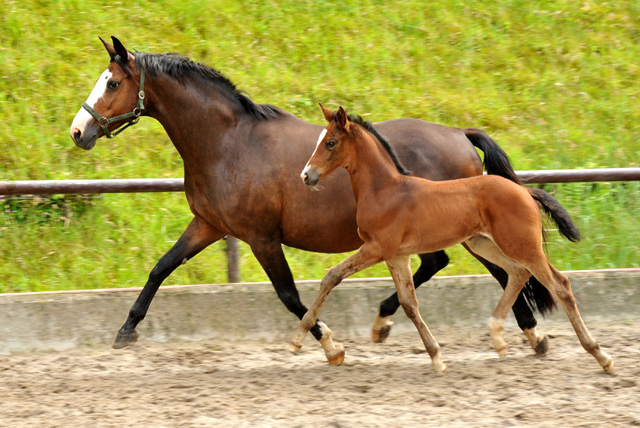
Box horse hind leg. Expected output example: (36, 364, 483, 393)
(372, 251, 449, 343)
(462, 242, 549, 355)
(528, 264, 613, 372)
(465, 237, 532, 357)
(387, 254, 446, 373)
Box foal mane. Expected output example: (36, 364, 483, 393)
(345, 113, 411, 176)
(135, 52, 283, 120)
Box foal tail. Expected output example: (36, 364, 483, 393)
(529, 188, 582, 243)
(464, 128, 522, 184)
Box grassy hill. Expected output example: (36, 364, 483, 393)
(0, 0, 638, 292)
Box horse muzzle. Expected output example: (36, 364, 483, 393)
(301, 166, 321, 187)
(70, 126, 98, 150)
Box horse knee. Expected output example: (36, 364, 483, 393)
(552, 275, 576, 304)
(323, 266, 344, 287)
(398, 295, 420, 319)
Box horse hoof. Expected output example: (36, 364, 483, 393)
(371, 322, 393, 343)
(603, 358, 614, 372)
(433, 362, 447, 374)
(327, 348, 345, 366)
(497, 346, 508, 358)
(112, 331, 138, 349)
(534, 334, 549, 355)
(289, 342, 302, 353)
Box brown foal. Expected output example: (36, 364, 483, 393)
(290, 105, 613, 373)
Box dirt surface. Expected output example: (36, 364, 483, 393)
(1, 320, 638, 428)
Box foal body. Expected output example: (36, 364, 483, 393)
(291, 106, 613, 373)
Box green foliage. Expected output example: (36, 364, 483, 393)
(0, 0, 638, 292)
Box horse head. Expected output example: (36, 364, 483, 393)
(300, 104, 352, 187)
(70, 36, 145, 149)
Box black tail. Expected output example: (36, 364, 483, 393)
(529, 188, 581, 242)
(522, 276, 557, 316)
(464, 128, 522, 185)
(466, 128, 570, 316)
(520, 188, 581, 315)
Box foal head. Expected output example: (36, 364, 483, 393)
(301, 105, 410, 187)
(70, 36, 145, 150)
(300, 105, 354, 187)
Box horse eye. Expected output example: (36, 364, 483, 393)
(326, 140, 337, 149)
(107, 80, 120, 90)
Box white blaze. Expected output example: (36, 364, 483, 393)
(315, 128, 327, 148)
(70, 68, 112, 133)
(301, 128, 328, 177)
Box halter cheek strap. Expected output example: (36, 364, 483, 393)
(82, 67, 146, 139)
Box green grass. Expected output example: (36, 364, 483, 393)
(0, 0, 638, 292)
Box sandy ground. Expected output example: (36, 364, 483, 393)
(0, 320, 638, 428)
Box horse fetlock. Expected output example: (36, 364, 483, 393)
(371, 316, 393, 343)
(488, 316, 507, 356)
(431, 352, 446, 373)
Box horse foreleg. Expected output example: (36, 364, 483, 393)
(387, 254, 446, 373)
(290, 245, 382, 364)
(251, 242, 328, 339)
(372, 251, 449, 343)
(112, 217, 224, 349)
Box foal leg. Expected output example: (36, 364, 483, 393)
(464, 237, 531, 357)
(372, 251, 449, 343)
(528, 264, 613, 371)
(250, 241, 339, 356)
(290, 245, 382, 364)
(113, 217, 225, 349)
(463, 243, 549, 355)
(387, 254, 445, 373)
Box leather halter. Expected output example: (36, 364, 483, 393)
(81, 67, 146, 139)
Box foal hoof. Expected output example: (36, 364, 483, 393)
(433, 361, 447, 374)
(602, 358, 614, 372)
(289, 342, 302, 354)
(496, 346, 508, 358)
(112, 331, 139, 349)
(534, 334, 549, 355)
(327, 347, 345, 366)
(371, 322, 394, 344)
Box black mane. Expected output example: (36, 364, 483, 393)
(135, 52, 282, 120)
(346, 113, 411, 176)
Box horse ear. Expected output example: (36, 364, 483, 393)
(336, 106, 350, 131)
(100, 36, 117, 61)
(319, 103, 334, 123)
(111, 36, 132, 62)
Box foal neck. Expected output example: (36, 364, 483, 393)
(346, 126, 405, 199)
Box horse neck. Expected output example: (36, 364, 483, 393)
(347, 130, 403, 202)
(143, 73, 241, 166)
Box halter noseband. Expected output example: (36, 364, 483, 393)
(81, 67, 146, 139)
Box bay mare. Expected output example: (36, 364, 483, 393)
(292, 105, 612, 372)
(70, 37, 558, 356)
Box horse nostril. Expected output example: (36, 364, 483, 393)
(302, 173, 309, 184)
(71, 127, 82, 142)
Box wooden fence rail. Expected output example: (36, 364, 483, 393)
(1, 168, 639, 196)
(2, 168, 639, 283)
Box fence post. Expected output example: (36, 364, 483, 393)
(225, 236, 240, 283)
